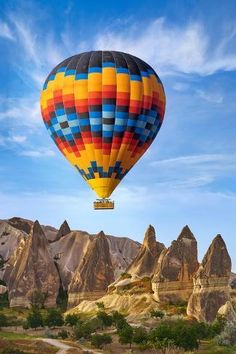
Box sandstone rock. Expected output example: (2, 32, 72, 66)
(50, 230, 92, 289)
(7, 220, 60, 308)
(126, 225, 165, 278)
(7, 217, 33, 234)
(68, 231, 115, 307)
(67, 293, 159, 320)
(0, 222, 27, 282)
(152, 225, 199, 304)
(187, 235, 232, 322)
(54, 220, 71, 242)
(218, 301, 236, 323)
(0, 284, 7, 294)
(105, 235, 140, 279)
(108, 225, 164, 295)
(50, 230, 140, 290)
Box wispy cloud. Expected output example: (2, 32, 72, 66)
(95, 18, 236, 76)
(0, 20, 14, 41)
(0, 97, 41, 128)
(196, 89, 223, 103)
(20, 148, 55, 158)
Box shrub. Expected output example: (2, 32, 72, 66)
(150, 309, 164, 319)
(91, 333, 112, 349)
(2, 349, 25, 354)
(26, 309, 44, 329)
(0, 313, 8, 327)
(65, 313, 80, 326)
(45, 308, 64, 328)
(217, 322, 236, 346)
(120, 272, 132, 280)
(133, 326, 148, 345)
(96, 301, 105, 310)
(44, 330, 58, 339)
(58, 329, 69, 339)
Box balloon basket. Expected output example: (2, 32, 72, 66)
(93, 199, 115, 210)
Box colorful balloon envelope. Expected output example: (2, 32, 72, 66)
(40, 51, 166, 203)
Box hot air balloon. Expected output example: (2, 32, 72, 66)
(40, 51, 165, 209)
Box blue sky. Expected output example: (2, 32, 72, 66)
(0, 0, 236, 269)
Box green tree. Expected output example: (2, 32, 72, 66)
(91, 333, 112, 349)
(112, 311, 126, 325)
(0, 313, 8, 327)
(26, 309, 44, 329)
(74, 321, 93, 339)
(45, 308, 64, 328)
(149, 320, 199, 352)
(29, 289, 48, 309)
(65, 313, 80, 327)
(56, 286, 68, 311)
(118, 324, 133, 348)
(133, 326, 148, 345)
(96, 311, 113, 328)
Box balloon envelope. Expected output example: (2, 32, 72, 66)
(40, 51, 165, 198)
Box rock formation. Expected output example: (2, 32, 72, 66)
(7, 221, 60, 308)
(108, 225, 165, 295)
(7, 217, 33, 234)
(50, 230, 140, 290)
(126, 225, 165, 278)
(68, 231, 115, 307)
(105, 235, 140, 279)
(54, 220, 71, 242)
(187, 235, 232, 322)
(218, 301, 236, 323)
(152, 225, 199, 304)
(50, 231, 92, 289)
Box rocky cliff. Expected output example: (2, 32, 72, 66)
(152, 225, 199, 304)
(108, 225, 165, 295)
(7, 221, 60, 307)
(187, 235, 232, 322)
(68, 231, 115, 307)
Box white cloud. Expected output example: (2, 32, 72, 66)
(196, 89, 223, 103)
(10, 135, 27, 143)
(20, 148, 55, 158)
(95, 18, 236, 76)
(0, 20, 14, 40)
(0, 97, 41, 128)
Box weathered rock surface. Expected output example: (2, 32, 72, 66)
(187, 235, 232, 322)
(7, 221, 60, 308)
(50, 230, 140, 290)
(54, 220, 71, 242)
(218, 301, 236, 323)
(0, 222, 27, 261)
(50, 231, 92, 289)
(0, 222, 27, 281)
(68, 231, 115, 308)
(152, 225, 199, 304)
(126, 225, 165, 278)
(105, 235, 140, 279)
(67, 293, 159, 320)
(108, 225, 165, 295)
(0, 284, 7, 294)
